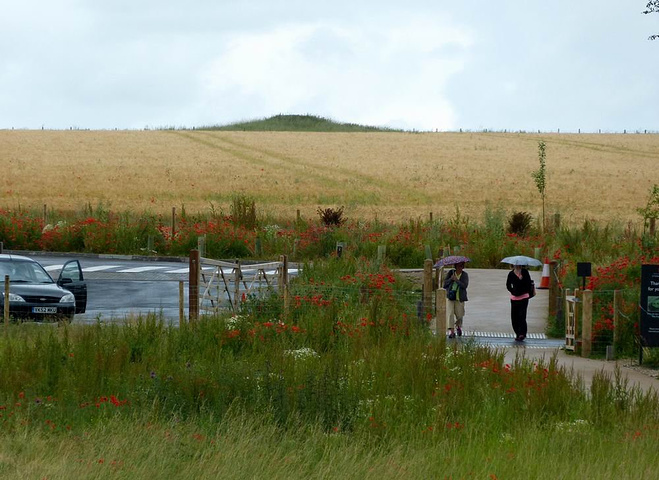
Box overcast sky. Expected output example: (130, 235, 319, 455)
(1, 1, 657, 132)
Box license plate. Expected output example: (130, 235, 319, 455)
(32, 306, 57, 314)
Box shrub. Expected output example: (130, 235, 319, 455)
(507, 211, 533, 236)
(231, 194, 257, 230)
(317, 206, 345, 227)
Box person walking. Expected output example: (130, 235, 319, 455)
(506, 264, 535, 341)
(444, 261, 469, 338)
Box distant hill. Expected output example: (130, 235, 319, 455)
(200, 114, 398, 132)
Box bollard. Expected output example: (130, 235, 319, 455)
(179, 281, 185, 326)
(4, 275, 9, 326)
(606, 345, 614, 361)
(581, 290, 592, 358)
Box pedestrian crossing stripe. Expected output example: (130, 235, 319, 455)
(463, 331, 547, 339)
(82, 265, 120, 272)
(117, 266, 171, 273)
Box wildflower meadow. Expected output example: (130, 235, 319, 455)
(0, 198, 658, 477)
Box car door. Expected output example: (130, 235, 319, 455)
(58, 260, 87, 313)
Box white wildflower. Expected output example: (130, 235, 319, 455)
(284, 347, 319, 360)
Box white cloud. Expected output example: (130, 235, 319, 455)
(201, 15, 473, 130)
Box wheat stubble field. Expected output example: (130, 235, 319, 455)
(1, 129, 658, 224)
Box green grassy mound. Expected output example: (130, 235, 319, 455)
(201, 114, 398, 132)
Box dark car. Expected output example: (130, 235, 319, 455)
(0, 254, 87, 322)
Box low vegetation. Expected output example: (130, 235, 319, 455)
(0, 259, 658, 478)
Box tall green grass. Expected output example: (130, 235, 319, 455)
(0, 260, 657, 477)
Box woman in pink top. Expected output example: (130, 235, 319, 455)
(506, 265, 534, 341)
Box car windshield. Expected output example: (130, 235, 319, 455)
(0, 260, 54, 284)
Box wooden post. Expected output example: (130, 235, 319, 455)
(280, 255, 289, 318)
(197, 235, 206, 258)
(553, 213, 561, 230)
(582, 289, 592, 358)
(0, 242, 3, 254)
(429, 212, 433, 223)
(255, 236, 262, 257)
(423, 259, 433, 321)
(613, 290, 621, 352)
(233, 261, 242, 311)
(565, 288, 574, 351)
(4, 275, 9, 326)
(172, 207, 176, 237)
(435, 288, 447, 336)
(43, 204, 47, 225)
(548, 261, 558, 318)
(650, 218, 656, 236)
(179, 281, 185, 326)
(188, 249, 200, 323)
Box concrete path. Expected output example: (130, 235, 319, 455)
(424, 268, 659, 394)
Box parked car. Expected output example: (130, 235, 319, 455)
(0, 254, 87, 322)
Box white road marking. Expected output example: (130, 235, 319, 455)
(82, 265, 120, 272)
(117, 266, 171, 273)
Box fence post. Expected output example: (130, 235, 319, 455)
(179, 281, 185, 326)
(582, 290, 592, 358)
(43, 204, 47, 226)
(423, 259, 433, 322)
(435, 288, 447, 337)
(234, 261, 242, 311)
(197, 235, 206, 258)
(549, 261, 559, 318)
(0, 242, 3, 254)
(172, 207, 177, 238)
(4, 275, 9, 326)
(280, 255, 289, 317)
(188, 249, 199, 323)
(650, 218, 656, 236)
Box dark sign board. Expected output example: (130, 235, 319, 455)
(640, 264, 659, 347)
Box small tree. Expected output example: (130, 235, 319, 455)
(643, 0, 659, 40)
(531, 141, 547, 232)
(638, 183, 659, 234)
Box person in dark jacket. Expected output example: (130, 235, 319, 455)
(443, 261, 469, 338)
(506, 265, 534, 341)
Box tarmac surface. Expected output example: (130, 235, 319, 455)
(417, 268, 659, 394)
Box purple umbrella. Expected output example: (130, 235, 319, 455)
(434, 255, 471, 268)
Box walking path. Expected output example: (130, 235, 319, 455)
(410, 268, 659, 394)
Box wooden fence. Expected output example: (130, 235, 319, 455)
(188, 249, 288, 322)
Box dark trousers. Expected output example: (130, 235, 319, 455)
(510, 299, 529, 337)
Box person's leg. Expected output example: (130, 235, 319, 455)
(447, 300, 456, 337)
(518, 299, 529, 338)
(454, 301, 465, 335)
(511, 300, 521, 337)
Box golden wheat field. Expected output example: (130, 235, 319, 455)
(1, 129, 658, 225)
